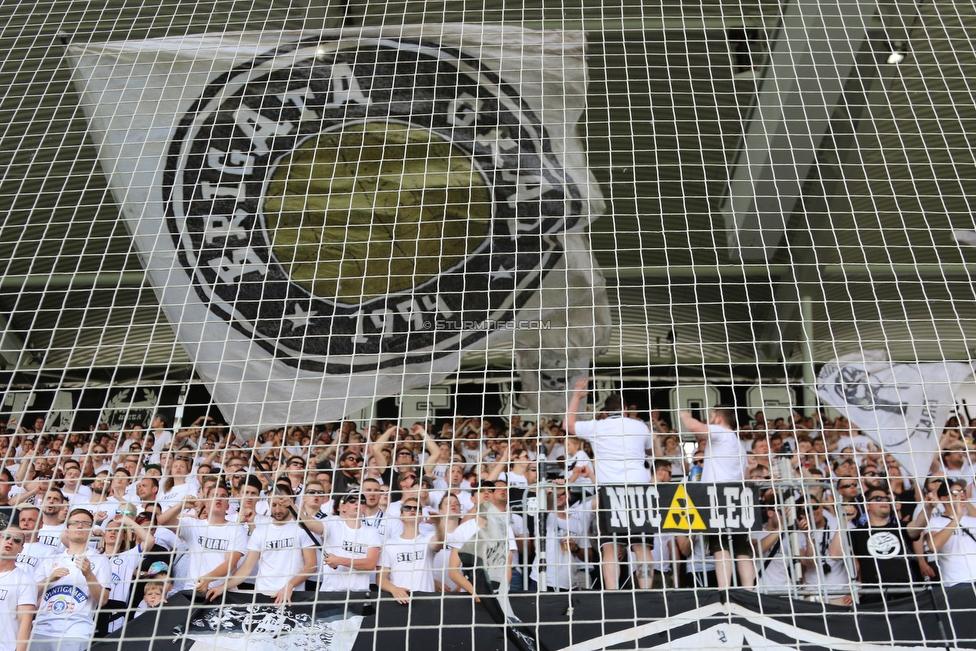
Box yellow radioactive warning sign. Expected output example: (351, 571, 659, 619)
(663, 484, 707, 530)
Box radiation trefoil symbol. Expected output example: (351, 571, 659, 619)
(663, 485, 707, 531)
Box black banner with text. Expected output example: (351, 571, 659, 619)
(598, 482, 762, 535)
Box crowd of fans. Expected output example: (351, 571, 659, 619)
(1, 386, 976, 650)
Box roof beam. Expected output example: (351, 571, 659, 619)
(0, 312, 39, 370)
(721, 0, 881, 261)
(605, 263, 976, 283)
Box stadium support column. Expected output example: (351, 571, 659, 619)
(0, 312, 39, 371)
(721, 0, 878, 262)
(741, 0, 919, 364)
(800, 296, 816, 414)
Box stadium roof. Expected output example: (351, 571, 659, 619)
(2, 0, 975, 389)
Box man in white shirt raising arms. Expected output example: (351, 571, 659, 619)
(565, 378, 655, 589)
(680, 406, 753, 589)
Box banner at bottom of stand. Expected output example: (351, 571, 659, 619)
(178, 599, 362, 651)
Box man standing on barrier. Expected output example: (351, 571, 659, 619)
(565, 378, 655, 589)
(680, 406, 753, 589)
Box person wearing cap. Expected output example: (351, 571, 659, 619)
(0, 525, 36, 651)
(319, 491, 382, 594)
(158, 483, 248, 595)
(378, 495, 445, 603)
(32, 508, 110, 651)
(207, 486, 317, 605)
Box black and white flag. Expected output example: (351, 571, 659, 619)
(67, 26, 610, 436)
(816, 353, 974, 478)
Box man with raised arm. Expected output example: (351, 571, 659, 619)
(158, 483, 248, 595)
(565, 378, 655, 589)
(207, 486, 317, 605)
(679, 406, 753, 588)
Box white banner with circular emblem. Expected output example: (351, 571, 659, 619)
(67, 25, 610, 437)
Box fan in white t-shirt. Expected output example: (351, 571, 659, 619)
(33, 509, 111, 650)
(207, 485, 316, 604)
(926, 479, 976, 586)
(378, 496, 445, 603)
(565, 379, 655, 590)
(35, 489, 68, 554)
(158, 484, 248, 594)
(206, 489, 317, 604)
(680, 407, 752, 590)
(564, 437, 593, 485)
(319, 491, 382, 594)
(0, 525, 36, 651)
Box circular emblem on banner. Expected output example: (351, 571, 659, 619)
(164, 37, 584, 372)
(52, 598, 68, 614)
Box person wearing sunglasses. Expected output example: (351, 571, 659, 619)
(848, 486, 925, 605)
(378, 496, 445, 604)
(95, 512, 155, 636)
(832, 478, 865, 523)
(332, 452, 365, 496)
(925, 479, 976, 587)
(0, 525, 36, 651)
(319, 491, 382, 594)
(33, 509, 110, 651)
(300, 481, 333, 522)
(278, 457, 307, 494)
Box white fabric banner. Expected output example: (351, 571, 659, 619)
(66, 26, 610, 437)
(816, 353, 974, 478)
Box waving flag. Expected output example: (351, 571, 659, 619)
(67, 26, 609, 436)
(816, 353, 974, 478)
